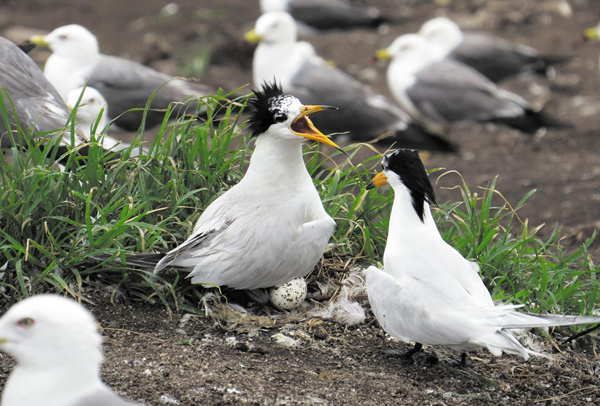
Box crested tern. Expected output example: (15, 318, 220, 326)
(365, 149, 600, 361)
(118, 82, 341, 290)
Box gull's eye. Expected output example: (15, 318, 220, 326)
(16, 317, 35, 328)
(58, 34, 68, 40)
(88, 98, 96, 103)
(274, 114, 287, 123)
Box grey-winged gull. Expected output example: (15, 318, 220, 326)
(376, 34, 568, 134)
(260, 0, 387, 30)
(0, 295, 140, 406)
(0, 36, 88, 149)
(419, 17, 570, 83)
(245, 12, 457, 152)
(30, 24, 215, 131)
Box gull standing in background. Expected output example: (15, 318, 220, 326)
(0, 36, 87, 148)
(30, 24, 214, 131)
(376, 34, 568, 134)
(259, 0, 387, 31)
(0, 295, 140, 406)
(66, 87, 122, 150)
(116, 82, 341, 291)
(365, 149, 600, 362)
(419, 17, 570, 83)
(245, 12, 457, 152)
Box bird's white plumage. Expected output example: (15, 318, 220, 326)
(366, 150, 600, 359)
(154, 92, 335, 289)
(419, 17, 464, 60)
(42, 24, 100, 100)
(0, 295, 137, 406)
(251, 12, 320, 88)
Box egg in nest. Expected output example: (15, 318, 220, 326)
(269, 278, 308, 310)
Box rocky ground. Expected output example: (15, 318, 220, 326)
(0, 0, 599, 405)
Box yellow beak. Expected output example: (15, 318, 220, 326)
(0, 338, 7, 344)
(244, 29, 263, 44)
(585, 26, 599, 40)
(289, 105, 346, 154)
(367, 171, 388, 189)
(29, 35, 50, 47)
(375, 48, 391, 60)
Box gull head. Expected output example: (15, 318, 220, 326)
(584, 22, 600, 42)
(30, 24, 99, 57)
(0, 295, 103, 369)
(419, 17, 463, 58)
(67, 87, 108, 127)
(260, 0, 290, 13)
(247, 81, 344, 152)
(245, 12, 297, 44)
(376, 34, 432, 63)
(368, 149, 436, 222)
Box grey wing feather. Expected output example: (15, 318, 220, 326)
(0, 37, 86, 147)
(289, 60, 407, 139)
(289, 0, 384, 29)
(88, 55, 213, 130)
(453, 32, 542, 82)
(289, 60, 457, 151)
(408, 60, 525, 123)
(153, 227, 222, 274)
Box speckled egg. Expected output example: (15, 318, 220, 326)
(269, 278, 307, 310)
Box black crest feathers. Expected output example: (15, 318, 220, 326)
(247, 80, 287, 137)
(382, 149, 436, 222)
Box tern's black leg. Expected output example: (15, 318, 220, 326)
(403, 342, 423, 359)
(459, 352, 468, 367)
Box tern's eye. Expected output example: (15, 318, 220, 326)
(16, 317, 35, 328)
(58, 34, 68, 40)
(274, 114, 287, 123)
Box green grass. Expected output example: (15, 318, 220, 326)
(0, 91, 598, 320)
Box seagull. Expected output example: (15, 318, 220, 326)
(0, 36, 87, 149)
(0, 295, 139, 406)
(376, 34, 569, 134)
(259, 0, 387, 31)
(30, 24, 214, 131)
(245, 12, 457, 152)
(419, 17, 570, 83)
(365, 149, 600, 362)
(584, 22, 600, 79)
(111, 82, 341, 290)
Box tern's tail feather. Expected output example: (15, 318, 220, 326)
(91, 253, 165, 269)
(502, 312, 600, 330)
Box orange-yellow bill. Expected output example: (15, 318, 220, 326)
(367, 171, 388, 189)
(289, 105, 347, 155)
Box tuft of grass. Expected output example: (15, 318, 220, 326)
(0, 89, 598, 320)
(433, 172, 599, 317)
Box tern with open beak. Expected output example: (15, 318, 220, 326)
(117, 81, 342, 291)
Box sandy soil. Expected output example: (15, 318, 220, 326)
(0, 0, 599, 405)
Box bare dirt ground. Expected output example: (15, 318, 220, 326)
(1, 0, 600, 405)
